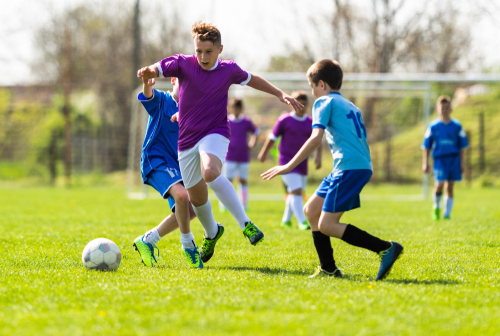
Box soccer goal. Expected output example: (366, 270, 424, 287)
(126, 72, 500, 200)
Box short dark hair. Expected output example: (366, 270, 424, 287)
(231, 98, 243, 109)
(307, 59, 343, 90)
(437, 95, 451, 105)
(291, 91, 308, 102)
(191, 21, 221, 47)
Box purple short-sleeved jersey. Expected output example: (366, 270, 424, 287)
(270, 112, 313, 175)
(156, 54, 251, 152)
(226, 115, 259, 163)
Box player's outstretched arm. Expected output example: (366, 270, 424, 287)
(258, 138, 275, 162)
(247, 74, 304, 112)
(422, 149, 430, 173)
(314, 142, 322, 169)
(141, 73, 155, 99)
(262, 128, 324, 180)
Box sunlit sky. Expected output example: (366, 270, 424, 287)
(1, 0, 500, 85)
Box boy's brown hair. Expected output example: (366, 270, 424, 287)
(191, 21, 221, 46)
(307, 59, 343, 90)
(291, 91, 308, 103)
(230, 98, 243, 109)
(437, 95, 451, 105)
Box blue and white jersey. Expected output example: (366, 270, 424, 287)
(138, 88, 180, 182)
(312, 92, 372, 174)
(422, 118, 468, 158)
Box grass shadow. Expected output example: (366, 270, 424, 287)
(218, 266, 311, 276)
(384, 278, 461, 285)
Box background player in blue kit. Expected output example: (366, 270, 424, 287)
(422, 95, 469, 220)
(132, 75, 203, 269)
(262, 59, 403, 280)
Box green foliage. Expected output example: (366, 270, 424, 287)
(267, 45, 315, 72)
(0, 184, 499, 335)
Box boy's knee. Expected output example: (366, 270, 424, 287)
(174, 192, 189, 207)
(202, 167, 221, 183)
(290, 188, 302, 196)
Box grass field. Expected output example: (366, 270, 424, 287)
(1, 183, 499, 336)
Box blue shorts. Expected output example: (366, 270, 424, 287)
(144, 165, 183, 212)
(316, 170, 372, 213)
(433, 155, 462, 182)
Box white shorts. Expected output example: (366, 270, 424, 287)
(178, 134, 230, 189)
(281, 173, 308, 193)
(223, 161, 250, 181)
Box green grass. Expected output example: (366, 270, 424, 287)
(1, 184, 499, 335)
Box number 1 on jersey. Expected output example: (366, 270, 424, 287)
(346, 110, 367, 138)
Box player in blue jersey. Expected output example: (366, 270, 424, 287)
(132, 76, 203, 269)
(262, 60, 403, 280)
(422, 95, 469, 220)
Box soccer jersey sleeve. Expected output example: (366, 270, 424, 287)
(312, 97, 331, 130)
(248, 120, 260, 136)
(422, 126, 433, 150)
(162, 91, 179, 118)
(458, 125, 469, 149)
(156, 54, 183, 78)
(138, 89, 162, 116)
(231, 62, 251, 86)
(269, 118, 283, 141)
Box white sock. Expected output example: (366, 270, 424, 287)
(282, 195, 293, 223)
(180, 232, 196, 250)
(193, 199, 219, 239)
(444, 197, 454, 217)
(290, 194, 307, 223)
(144, 228, 161, 245)
(433, 193, 442, 209)
(239, 184, 249, 208)
(208, 175, 250, 230)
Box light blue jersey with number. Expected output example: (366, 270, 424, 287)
(312, 92, 372, 174)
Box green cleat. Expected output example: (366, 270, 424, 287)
(443, 214, 451, 220)
(242, 221, 264, 245)
(133, 235, 159, 267)
(298, 221, 311, 230)
(309, 266, 343, 278)
(281, 221, 292, 228)
(200, 223, 225, 263)
(182, 246, 203, 268)
(432, 208, 440, 220)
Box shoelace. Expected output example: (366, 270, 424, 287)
(379, 242, 393, 259)
(245, 225, 258, 236)
(148, 243, 159, 263)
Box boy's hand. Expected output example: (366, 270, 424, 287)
(280, 93, 304, 112)
(258, 152, 266, 163)
(261, 165, 291, 180)
(170, 112, 179, 122)
(422, 163, 429, 173)
(137, 65, 159, 81)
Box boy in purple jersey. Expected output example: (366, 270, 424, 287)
(221, 98, 260, 211)
(137, 21, 303, 263)
(258, 91, 322, 230)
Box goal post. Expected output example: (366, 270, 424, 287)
(126, 73, 500, 200)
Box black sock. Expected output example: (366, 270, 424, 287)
(312, 231, 337, 272)
(341, 224, 391, 253)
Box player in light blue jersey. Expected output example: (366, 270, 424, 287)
(262, 60, 403, 281)
(422, 95, 468, 220)
(132, 76, 203, 269)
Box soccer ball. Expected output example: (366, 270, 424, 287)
(82, 238, 121, 271)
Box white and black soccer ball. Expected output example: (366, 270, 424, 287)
(82, 238, 121, 271)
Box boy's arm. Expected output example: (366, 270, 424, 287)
(142, 77, 155, 99)
(247, 74, 304, 112)
(422, 149, 430, 173)
(258, 137, 275, 162)
(314, 142, 322, 169)
(262, 128, 324, 180)
(137, 65, 159, 82)
(460, 149, 465, 173)
(248, 134, 258, 149)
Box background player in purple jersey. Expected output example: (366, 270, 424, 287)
(258, 91, 322, 230)
(221, 98, 260, 212)
(422, 95, 469, 220)
(137, 21, 304, 263)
